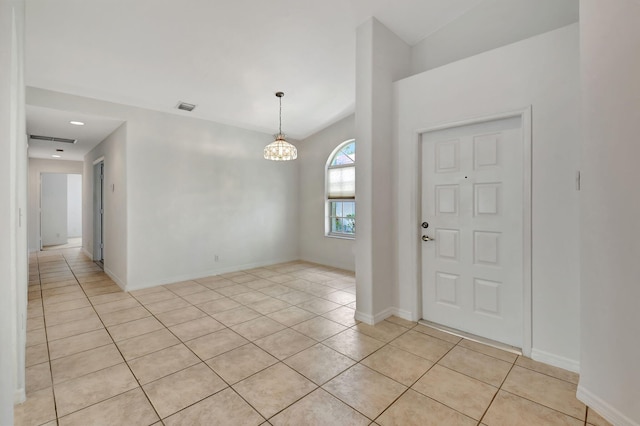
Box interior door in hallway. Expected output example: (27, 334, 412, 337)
(421, 116, 525, 347)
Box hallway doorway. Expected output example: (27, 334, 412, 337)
(40, 172, 82, 250)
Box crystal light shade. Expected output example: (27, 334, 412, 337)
(264, 133, 297, 161)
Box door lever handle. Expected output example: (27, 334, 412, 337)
(422, 235, 435, 242)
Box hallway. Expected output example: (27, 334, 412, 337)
(17, 249, 608, 425)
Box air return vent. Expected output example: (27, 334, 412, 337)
(30, 135, 77, 144)
(176, 101, 196, 112)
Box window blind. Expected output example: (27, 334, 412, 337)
(327, 166, 355, 199)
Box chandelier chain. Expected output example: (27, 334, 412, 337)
(264, 91, 296, 161)
(279, 95, 282, 135)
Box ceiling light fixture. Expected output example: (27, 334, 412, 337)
(264, 92, 297, 161)
(69, 121, 85, 126)
(52, 154, 61, 158)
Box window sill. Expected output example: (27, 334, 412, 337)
(325, 234, 355, 241)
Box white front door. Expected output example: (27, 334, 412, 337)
(421, 116, 524, 347)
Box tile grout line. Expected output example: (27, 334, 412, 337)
(369, 328, 473, 424)
(57, 249, 165, 424)
(477, 358, 518, 424)
(126, 273, 276, 423)
(127, 269, 358, 422)
(164, 274, 407, 422)
(33, 252, 584, 425)
(33, 252, 73, 424)
(35, 254, 467, 424)
(496, 387, 588, 423)
(153, 271, 335, 422)
(508, 361, 580, 386)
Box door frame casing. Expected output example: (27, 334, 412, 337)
(93, 158, 104, 262)
(415, 106, 532, 356)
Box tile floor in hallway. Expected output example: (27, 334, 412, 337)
(16, 248, 611, 426)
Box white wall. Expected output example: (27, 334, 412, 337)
(0, 0, 26, 422)
(41, 173, 68, 246)
(395, 24, 581, 369)
(83, 123, 128, 288)
(125, 109, 299, 289)
(578, 2, 640, 424)
(355, 18, 412, 323)
(411, 0, 579, 74)
(27, 158, 83, 251)
(28, 87, 299, 291)
(298, 115, 355, 271)
(66, 174, 82, 237)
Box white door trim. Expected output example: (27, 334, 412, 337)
(93, 161, 104, 262)
(415, 106, 532, 357)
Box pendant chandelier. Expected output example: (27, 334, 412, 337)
(264, 91, 297, 161)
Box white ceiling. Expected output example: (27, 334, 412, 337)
(24, 0, 577, 152)
(27, 106, 124, 161)
(24, 0, 483, 141)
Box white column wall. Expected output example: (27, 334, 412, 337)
(298, 115, 355, 271)
(395, 24, 581, 369)
(355, 18, 411, 323)
(578, 1, 640, 424)
(355, 19, 375, 321)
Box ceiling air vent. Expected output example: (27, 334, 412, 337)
(176, 101, 196, 112)
(29, 135, 77, 144)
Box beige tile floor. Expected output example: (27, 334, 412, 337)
(16, 248, 612, 426)
(41, 237, 82, 251)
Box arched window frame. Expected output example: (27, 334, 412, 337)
(325, 139, 355, 238)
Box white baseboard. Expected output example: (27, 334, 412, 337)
(355, 307, 415, 325)
(389, 308, 415, 322)
(577, 385, 639, 426)
(299, 255, 355, 273)
(14, 388, 25, 404)
(373, 307, 396, 323)
(82, 247, 92, 260)
(124, 257, 299, 292)
(355, 308, 392, 325)
(530, 348, 580, 373)
(354, 310, 374, 324)
(104, 267, 126, 291)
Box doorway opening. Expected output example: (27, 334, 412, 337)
(40, 173, 82, 250)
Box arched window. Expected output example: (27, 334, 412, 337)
(326, 140, 355, 237)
